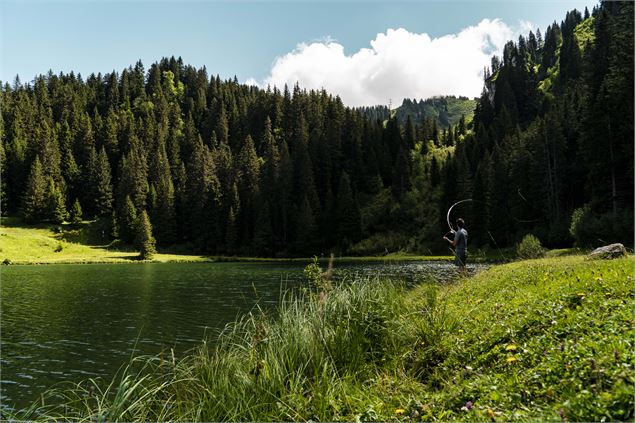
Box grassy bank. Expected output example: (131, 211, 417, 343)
(0, 217, 212, 264)
(0, 217, 454, 265)
(11, 255, 633, 421)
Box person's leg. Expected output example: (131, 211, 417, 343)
(459, 251, 467, 276)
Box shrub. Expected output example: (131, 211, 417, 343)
(570, 206, 632, 248)
(570, 205, 597, 247)
(350, 231, 409, 255)
(54, 243, 64, 253)
(516, 234, 545, 259)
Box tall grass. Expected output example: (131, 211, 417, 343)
(12, 275, 410, 422)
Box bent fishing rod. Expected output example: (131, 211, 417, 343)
(443, 198, 473, 241)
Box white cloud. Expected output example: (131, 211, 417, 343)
(249, 19, 527, 107)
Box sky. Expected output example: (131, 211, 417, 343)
(1, 0, 597, 107)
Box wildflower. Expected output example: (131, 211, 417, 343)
(464, 401, 474, 410)
(395, 408, 405, 415)
(505, 344, 517, 351)
(506, 356, 517, 364)
(487, 408, 496, 421)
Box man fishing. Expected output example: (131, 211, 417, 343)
(443, 218, 468, 274)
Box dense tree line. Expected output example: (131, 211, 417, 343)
(357, 95, 476, 130)
(446, 1, 633, 248)
(1, 1, 632, 255)
(0, 58, 415, 255)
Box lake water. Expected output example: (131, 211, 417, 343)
(0, 260, 477, 411)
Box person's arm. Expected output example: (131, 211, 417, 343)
(443, 233, 457, 247)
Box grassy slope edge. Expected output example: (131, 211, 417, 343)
(10, 255, 634, 422)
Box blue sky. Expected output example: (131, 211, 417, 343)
(1, 0, 597, 105)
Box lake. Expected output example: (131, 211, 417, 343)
(0, 260, 476, 411)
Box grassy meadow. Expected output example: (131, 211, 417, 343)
(0, 217, 212, 264)
(0, 216, 458, 265)
(10, 254, 634, 422)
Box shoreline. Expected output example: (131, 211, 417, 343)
(2, 254, 456, 266)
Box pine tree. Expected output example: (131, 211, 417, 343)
(45, 177, 67, 224)
(135, 209, 157, 259)
(92, 147, 114, 216)
(117, 138, 149, 210)
(149, 142, 176, 245)
(293, 196, 318, 255)
(70, 198, 83, 225)
(119, 195, 138, 244)
(253, 199, 274, 256)
(277, 139, 294, 247)
(237, 135, 260, 245)
(225, 206, 238, 253)
(5, 113, 28, 214)
(59, 121, 80, 203)
(22, 157, 47, 223)
(335, 171, 361, 249)
(0, 139, 6, 214)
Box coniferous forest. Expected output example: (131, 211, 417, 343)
(1, 1, 632, 257)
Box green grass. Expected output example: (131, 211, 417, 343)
(0, 217, 212, 264)
(0, 216, 455, 265)
(11, 255, 633, 421)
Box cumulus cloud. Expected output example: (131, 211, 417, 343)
(249, 19, 526, 107)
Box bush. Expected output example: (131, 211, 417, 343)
(570, 205, 597, 248)
(350, 231, 409, 255)
(516, 234, 545, 259)
(570, 205, 632, 248)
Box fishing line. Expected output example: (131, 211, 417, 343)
(443, 192, 541, 261)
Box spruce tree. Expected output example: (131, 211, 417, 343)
(225, 206, 238, 253)
(293, 196, 318, 255)
(135, 209, 157, 259)
(335, 171, 361, 248)
(119, 195, 138, 244)
(237, 135, 260, 244)
(59, 121, 80, 203)
(22, 157, 47, 223)
(253, 199, 274, 256)
(150, 142, 176, 245)
(45, 177, 67, 224)
(92, 147, 114, 216)
(70, 198, 83, 225)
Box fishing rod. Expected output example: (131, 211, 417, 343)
(445, 198, 473, 235)
(445, 194, 539, 236)
(442, 195, 540, 261)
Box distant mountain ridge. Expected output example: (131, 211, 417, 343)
(357, 95, 477, 128)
